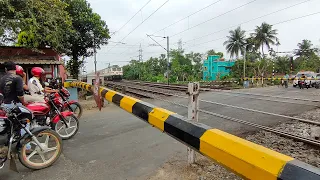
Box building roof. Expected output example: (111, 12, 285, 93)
(0, 59, 63, 65)
(0, 46, 63, 65)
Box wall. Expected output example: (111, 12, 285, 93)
(202, 55, 235, 81)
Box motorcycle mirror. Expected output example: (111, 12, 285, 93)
(0, 93, 3, 104)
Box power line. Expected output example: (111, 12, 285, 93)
(107, 0, 170, 52)
(151, 0, 224, 35)
(184, 11, 320, 49)
(113, 0, 153, 36)
(181, 0, 314, 45)
(170, 0, 259, 38)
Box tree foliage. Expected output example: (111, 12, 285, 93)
(123, 49, 223, 82)
(223, 27, 246, 58)
(207, 49, 223, 57)
(251, 22, 278, 56)
(64, 0, 110, 79)
(0, 0, 73, 52)
(0, 0, 110, 79)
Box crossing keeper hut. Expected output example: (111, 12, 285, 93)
(0, 46, 67, 84)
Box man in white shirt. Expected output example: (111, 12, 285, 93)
(28, 67, 58, 103)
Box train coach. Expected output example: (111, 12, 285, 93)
(104, 66, 123, 81)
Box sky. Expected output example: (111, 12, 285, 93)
(83, 0, 320, 74)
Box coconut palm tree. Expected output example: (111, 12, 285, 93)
(223, 26, 246, 58)
(251, 22, 278, 56)
(295, 39, 315, 57)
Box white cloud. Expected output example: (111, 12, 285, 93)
(85, 0, 320, 72)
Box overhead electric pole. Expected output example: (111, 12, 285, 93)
(167, 36, 169, 85)
(146, 34, 170, 85)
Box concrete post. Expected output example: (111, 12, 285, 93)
(187, 82, 200, 165)
(122, 86, 127, 94)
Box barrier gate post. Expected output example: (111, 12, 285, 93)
(187, 82, 200, 164)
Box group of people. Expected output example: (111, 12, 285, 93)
(0, 61, 58, 108)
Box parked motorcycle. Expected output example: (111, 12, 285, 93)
(0, 94, 62, 170)
(26, 92, 79, 140)
(48, 79, 83, 119)
(59, 87, 83, 119)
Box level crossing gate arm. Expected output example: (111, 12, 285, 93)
(70, 81, 320, 180)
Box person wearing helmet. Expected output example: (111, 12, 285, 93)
(16, 65, 29, 91)
(28, 67, 57, 102)
(16, 65, 42, 103)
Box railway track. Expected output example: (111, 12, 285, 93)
(121, 80, 233, 91)
(105, 80, 320, 147)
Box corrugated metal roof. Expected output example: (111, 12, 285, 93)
(0, 59, 63, 65)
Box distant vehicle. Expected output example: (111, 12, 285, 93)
(104, 66, 123, 81)
(293, 71, 315, 88)
(314, 73, 320, 89)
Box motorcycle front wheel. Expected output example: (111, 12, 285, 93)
(52, 115, 79, 140)
(18, 130, 62, 170)
(65, 102, 83, 119)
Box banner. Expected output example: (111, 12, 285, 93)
(93, 72, 102, 111)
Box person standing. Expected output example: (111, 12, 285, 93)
(283, 72, 289, 88)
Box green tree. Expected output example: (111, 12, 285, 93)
(207, 49, 223, 57)
(64, 0, 110, 79)
(251, 22, 278, 56)
(223, 27, 246, 58)
(0, 0, 73, 52)
(275, 56, 290, 74)
(295, 39, 318, 57)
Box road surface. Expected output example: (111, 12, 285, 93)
(1, 86, 319, 180)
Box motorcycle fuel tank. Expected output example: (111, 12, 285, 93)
(26, 103, 50, 115)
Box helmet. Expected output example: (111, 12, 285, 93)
(16, 65, 24, 77)
(31, 67, 45, 77)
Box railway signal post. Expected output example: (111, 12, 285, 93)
(187, 82, 200, 164)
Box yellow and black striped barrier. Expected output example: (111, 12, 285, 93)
(70, 81, 320, 180)
(242, 77, 319, 81)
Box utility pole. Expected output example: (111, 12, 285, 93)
(243, 50, 246, 80)
(146, 34, 170, 85)
(92, 32, 97, 74)
(139, 44, 143, 80)
(139, 43, 143, 62)
(167, 36, 170, 85)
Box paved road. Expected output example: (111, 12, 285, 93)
(1, 86, 319, 179)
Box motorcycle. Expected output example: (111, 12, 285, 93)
(298, 80, 307, 89)
(26, 92, 79, 140)
(0, 94, 62, 170)
(59, 87, 83, 119)
(47, 79, 83, 119)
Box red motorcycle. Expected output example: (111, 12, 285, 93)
(59, 87, 83, 119)
(48, 79, 83, 119)
(26, 92, 79, 140)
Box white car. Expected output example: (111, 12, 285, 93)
(293, 71, 315, 88)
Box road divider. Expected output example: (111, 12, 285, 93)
(69, 81, 320, 180)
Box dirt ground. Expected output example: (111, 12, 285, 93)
(147, 152, 241, 180)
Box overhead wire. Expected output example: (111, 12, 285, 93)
(169, 0, 259, 38)
(110, 10, 320, 63)
(180, 0, 314, 46)
(106, 0, 170, 53)
(151, 0, 225, 35)
(184, 10, 320, 49)
(112, 0, 153, 37)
